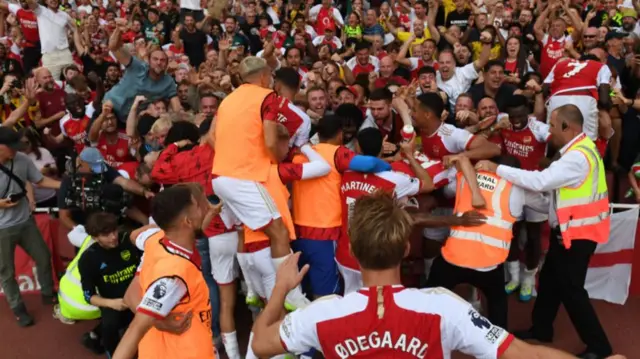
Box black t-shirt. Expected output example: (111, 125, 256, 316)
(607, 55, 625, 79)
(179, 28, 208, 69)
(58, 167, 122, 225)
(78, 232, 141, 302)
(81, 54, 111, 79)
(446, 9, 472, 32)
(468, 83, 517, 113)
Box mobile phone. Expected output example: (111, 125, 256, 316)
(8, 192, 25, 203)
(208, 195, 221, 205)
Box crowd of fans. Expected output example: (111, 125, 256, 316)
(0, 0, 639, 357)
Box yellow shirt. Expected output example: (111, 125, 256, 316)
(442, 0, 456, 17)
(471, 42, 502, 61)
(397, 30, 432, 56)
(397, 28, 432, 44)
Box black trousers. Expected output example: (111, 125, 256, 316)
(532, 228, 612, 356)
(426, 256, 508, 329)
(101, 308, 133, 356)
(22, 43, 42, 75)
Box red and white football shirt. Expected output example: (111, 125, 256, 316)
(97, 131, 133, 167)
(8, 4, 38, 47)
(420, 123, 475, 160)
(500, 118, 550, 171)
(347, 56, 380, 77)
(539, 34, 571, 79)
(60, 114, 89, 154)
(338, 170, 420, 270)
(271, 97, 311, 148)
(544, 59, 611, 99)
(391, 151, 452, 190)
(279, 285, 514, 358)
(408, 58, 439, 79)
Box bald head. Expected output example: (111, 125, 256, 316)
(589, 48, 607, 63)
(379, 56, 395, 77)
(554, 104, 584, 128)
(34, 67, 55, 91)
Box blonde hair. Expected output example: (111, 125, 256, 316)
(239, 56, 268, 81)
(348, 191, 412, 270)
(150, 116, 172, 135)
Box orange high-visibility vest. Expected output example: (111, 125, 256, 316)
(138, 231, 215, 359)
(212, 84, 274, 182)
(556, 135, 610, 248)
(442, 171, 516, 269)
(291, 143, 342, 230)
(244, 165, 296, 244)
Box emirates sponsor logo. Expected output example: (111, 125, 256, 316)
(504, 139, 535, 157)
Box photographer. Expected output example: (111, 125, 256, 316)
(78, 212, 141, 357)
(0, 126, 61, 327)
(57, 147, 153, 230)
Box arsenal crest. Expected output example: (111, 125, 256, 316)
(523, 136, 532, 144)
(116, 148, 125, 157)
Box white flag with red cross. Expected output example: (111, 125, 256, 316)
(584, 204, 638, 305)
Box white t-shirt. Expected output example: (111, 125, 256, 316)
(34, 5, 71, 53)
(179, 0, 201, 11)
(26, 148, 57, 203)
(437, 63, 479, 108)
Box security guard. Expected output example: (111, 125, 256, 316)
(55, 225, 102, 323)
(77, 211, 141, 357)
(476, 104, 613, 359)
(426, 155, 525, 329)
(53, 225, 103, 353)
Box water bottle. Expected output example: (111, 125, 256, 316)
(400, 125, 415, 143)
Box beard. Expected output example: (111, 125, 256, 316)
(70, 109, 86, 118)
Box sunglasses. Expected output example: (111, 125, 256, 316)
(584, 35, 597, 38)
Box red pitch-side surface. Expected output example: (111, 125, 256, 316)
(1, 294, 639, 359)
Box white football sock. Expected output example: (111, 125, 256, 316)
(272, 253, 310, 309)
(506, 261, 520, 284)
(222, 331, 240, 359)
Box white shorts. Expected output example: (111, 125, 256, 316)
(337, 262, 362, 295)
(212, 176, 281, 230)
(422, 207, 454, 242)
(236, 247, 276, 300)
(547, 95, 598, 140)
(208, 232, 239, 285)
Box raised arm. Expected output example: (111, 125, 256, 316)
(396, 34, 415, 67)
(533, 5, 550, 43)
(110, 18, 133, 66)
(473, 31, 493, 72)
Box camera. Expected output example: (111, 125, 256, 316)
(64, 172, 132, 215)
